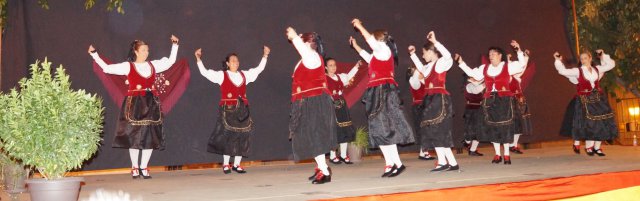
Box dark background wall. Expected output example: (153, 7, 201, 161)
(2, 0, 576, 170)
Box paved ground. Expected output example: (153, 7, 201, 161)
(2, 145, 640, 201)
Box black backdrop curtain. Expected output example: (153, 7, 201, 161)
(2, 0, 576, 170)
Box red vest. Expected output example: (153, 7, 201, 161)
(367, 55, 398, 87)
(464, 89, 484, 109)
(291, 57, 329, 102)
(127, 62, 158, 96)
(576, 67, 601, 95)
(509, 77, 523, 99)
(219, 71, 248, 106)
(410, 82, 426, 106)
(326, 74, 345, 100)
(423, 61, 449, 95)
(483, 62, 513, 98)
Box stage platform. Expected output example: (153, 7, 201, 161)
(2, 145, 640, 201)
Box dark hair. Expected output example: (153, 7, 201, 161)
(406, 64, 417, 82)
(423, 41, 442, 58)
(301, 32, 325, 58)
(487, 46, 507, 62)
(324, 57, 335, 73)
(127, 40, 148, 62)
(222, 53, 239, 71)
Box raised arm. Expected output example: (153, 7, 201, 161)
(337, 61, 362, 86)
(506, 40, 529, 75)
(350, 36, 372, 63)
(151, 35, 179, 73)
(455, 54, 484, 81)
(287, 27, 321, 69)
(552, 51, 580, 79)
(194, 48, 224, 85)
(88, 45, 130, 75)
(352, 18, 372, 40)
(595, 49, 616, 77)
(243, 46, 270, 84)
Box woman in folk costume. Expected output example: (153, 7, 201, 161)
(507, 50, 535, 154)
(408, 31, 459, 172)
(456, 40, 529, 165)
(555, 50, 617, 156)
(406, 64, 436, 161)
(195, 46, 270, 174)
(286, 27, 337, 184)
(325, 58, 361, 165)
(462, 74, 485, 157)
(88, 35, 180, 179)
(349, 18, 415, 177)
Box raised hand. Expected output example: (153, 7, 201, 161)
(595, 49, 604, 57)
(408, 45, 416, 54)
(351, 18, 362, 27)
(263, 46, 271, 57)
(524, 49, 531, 57)
(171, 35, 179, 44)
(286, 27, 298, 40)
(553, 52, 562, 60)
(88, 45, 96, 54)
(454, 53, 464, 64)
(510, 40, 520, 51)
(195, 48, 202, 60)
(427, 31, 437, 43)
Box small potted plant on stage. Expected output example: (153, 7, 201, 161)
(0, 58, 104, 201)
(348, 127, 369, 162)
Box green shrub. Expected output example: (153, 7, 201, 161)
(0, 58, 104, 179)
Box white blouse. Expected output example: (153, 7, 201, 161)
(292, 36, 322, 70)
(328, 64, 359, 86)
(91, 44, 179, 76)
(358, 35, 392, 63)
(197, 57, 267, 86)
(554, 54, 615, 88)
(458, 50, 529, 91)
(408, 42, 454, 89)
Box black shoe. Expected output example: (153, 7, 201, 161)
(232, 165, 247, 174)
(131, 168, 140, 179)
(447, 165, 460, 171)
(594, 148, 606, 156)
(388, 165, 406, 177)
(308, 168, 320, 180)
(468, 150, 484, 156)
(510, 146, 524, 154)
(504, 156, 511, 165)
(461, 140, 471, 150)
(222, 165, 232, 174)
(311, 173, 331, 184)
(586, 147, 595, 156)
(329, 157, 342, 164)
(430, 164, 451, 172)
(418, 155, 436, 160)
(573, 145, 580, 154)
(339, 156, 354, 164)
(140, 168, 152, 179)
(492, 155, 502, 164)
(381, 165, 397, 177)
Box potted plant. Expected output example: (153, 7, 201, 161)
(0, 89, 30, 198)
(348, 127, 369, 162)
(0, 58, 104, 201)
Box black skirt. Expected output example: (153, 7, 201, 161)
(463, 107, 483, 141)
(417, 94, 454, 148)
(362, 84, 415, 147)
(334, 97, 356, 143)
(289, 93, 338, 161)
(559, 98, 577, 137)
(113, 92, 165, 150)
(513, 97, 533, 135)
(207, 102, 253, 156)
(478, 93, 515, 144)
(563, 91, 618, 141)
(411, 104, 423, 145)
